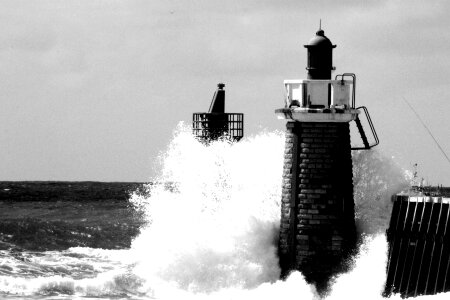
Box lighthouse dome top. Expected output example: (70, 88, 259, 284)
(304, 29, 336, 49)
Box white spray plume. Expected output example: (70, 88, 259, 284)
(127, 124, 448, 299)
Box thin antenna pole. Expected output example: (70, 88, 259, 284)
(319, 19, 322, 30)
(403, 97, 450, 166)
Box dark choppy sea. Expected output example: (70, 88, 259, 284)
(0, 182, 146, 251)
(0, 181, 148, 299)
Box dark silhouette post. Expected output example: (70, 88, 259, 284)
(193, 83, 243, 142)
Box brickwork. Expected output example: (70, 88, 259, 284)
(279, 121, 356, 286)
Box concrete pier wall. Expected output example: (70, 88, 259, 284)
(278, 121, 356, 285)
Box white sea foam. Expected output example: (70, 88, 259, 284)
(129, 124, 285, 297)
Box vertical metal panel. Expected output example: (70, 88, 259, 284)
(424, 202, 444, 294)
(386, 197, 411, 295)
(434, 203, 450, 293)
(414, 200, 436, 296)
(384, 197, 405, 295)
(404, 200, 426, 296)
(398, 200, 419, 293)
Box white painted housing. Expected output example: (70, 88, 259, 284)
(284, 79, 352, 109)
(277, 79, 358, 122)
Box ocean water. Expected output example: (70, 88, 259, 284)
(0, 124, 448, 299)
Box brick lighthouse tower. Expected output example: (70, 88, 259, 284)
(276, 28, 378, 290)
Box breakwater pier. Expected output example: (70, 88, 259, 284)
(385, 187, 450, 297)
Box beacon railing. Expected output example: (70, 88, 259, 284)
(192, 113, 244, 142)
(335, 73, 356, 108)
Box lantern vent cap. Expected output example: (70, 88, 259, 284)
(304, 29, 336, 48)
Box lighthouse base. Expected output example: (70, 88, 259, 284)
(278, 121, 356, 291)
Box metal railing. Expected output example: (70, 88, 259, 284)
(192, 113, 244, 142)
(335, 73, 356, 108)
(351, 106, 379, 150)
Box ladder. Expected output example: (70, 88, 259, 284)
(351, 106, 379, 150)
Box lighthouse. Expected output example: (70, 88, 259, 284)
(276, 28, 378, 289)
(193, 83, 244, 142)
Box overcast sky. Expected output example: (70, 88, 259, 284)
(1, 0, 449, 184)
